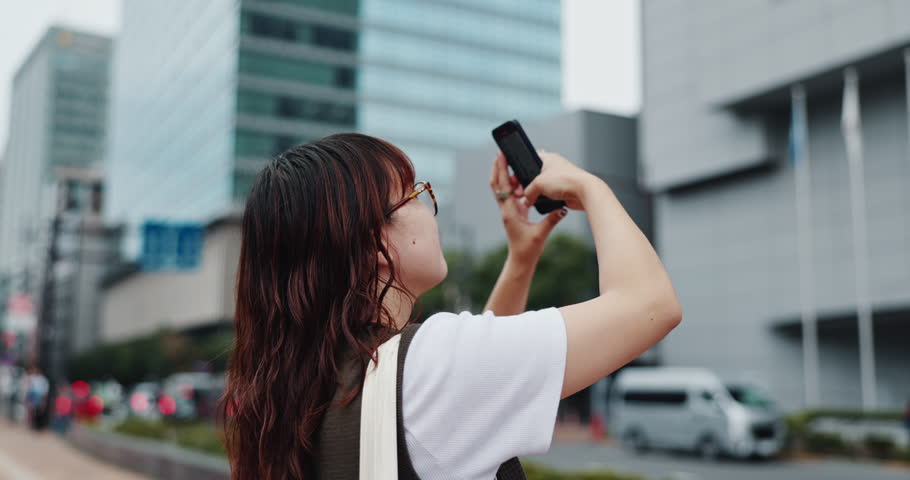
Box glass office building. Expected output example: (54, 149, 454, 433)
(106, 0, 562, 256)
(106, 1, 239, 256)
(0, 27, 111, 291)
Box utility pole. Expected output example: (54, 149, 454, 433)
(35, 213, 62, 429)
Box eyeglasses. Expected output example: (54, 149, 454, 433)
(385, 181, 437, 217)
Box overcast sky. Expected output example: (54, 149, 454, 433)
(0, 0, 640, 152)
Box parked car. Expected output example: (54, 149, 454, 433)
(126, 381, 162, 420)
(92, 379, 123, 416)
(161, 372, 219, 421)
(609, 367, 786, 459)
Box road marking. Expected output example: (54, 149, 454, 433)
(0, 447, 42, 480)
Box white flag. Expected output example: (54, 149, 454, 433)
(841, 67, 863, 163)
(840, 66, 877, 409)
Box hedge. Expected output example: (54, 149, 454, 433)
(786, 409, 909, 462)
(111, 419, 643, 478)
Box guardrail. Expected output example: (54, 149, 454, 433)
(67, 424, 230, 480)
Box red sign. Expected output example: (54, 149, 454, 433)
(7, 293, 34, 314)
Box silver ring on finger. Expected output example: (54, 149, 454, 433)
(495, 189, 512, 201)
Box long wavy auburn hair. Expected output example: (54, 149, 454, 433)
(219, 133, 419, 479)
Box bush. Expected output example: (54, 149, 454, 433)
(114, 418, 227, 457)
(804, 431, 850, 456)
(114, 418, 170, 441)
(897, 448, 910, 463)
(805, 409, 902, 422)
(785, 409, 904, 456)
(863, 434, 896, 459)
(522, 462, 644, 480)
(174, 422, 226, 457)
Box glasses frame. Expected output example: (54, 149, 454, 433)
(385, 181, 437, 217)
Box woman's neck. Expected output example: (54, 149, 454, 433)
(380, 284, 415, 330)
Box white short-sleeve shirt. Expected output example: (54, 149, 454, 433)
(401, 308, 567, 480)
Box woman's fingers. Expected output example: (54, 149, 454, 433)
(488, 153, 500, 189)
(533, 208, 568, 237)
(513, 183, 525, 198)
(490, 153, 509, 190)
(495, 153, 511, 190)
(491, 152, 517, 208)
(509, 174, 521, 194)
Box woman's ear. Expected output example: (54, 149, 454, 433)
(377, 249, 390, 268)
(377, 233, 394, 269)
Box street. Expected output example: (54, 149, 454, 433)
(531, 443, 910, 480)
(0, 423, 148, 480)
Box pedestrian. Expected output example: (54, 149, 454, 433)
(904, 400, 910, 444)
(51, 380, 74, 434)
(24, 366, 48, 430)
(0, 364, 12, 423)
(219, 133, 682, 479)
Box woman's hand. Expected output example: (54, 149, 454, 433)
(489, 152, 567, 264)
(523, 151, 594, 211)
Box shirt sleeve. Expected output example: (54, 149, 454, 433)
(401, 308, 567, 480)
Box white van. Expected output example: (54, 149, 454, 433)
(608, 367, 786, 459)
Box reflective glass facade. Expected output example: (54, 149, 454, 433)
(106, 0, 239, 256)
(106, 0, 561, 257)
(49, 40, 110, 170)
(234, 0, 560, 204)
(358, 0, 562, 202)
(0, 27, 111, 279)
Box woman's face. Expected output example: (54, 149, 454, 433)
(382, 186, 447, 296)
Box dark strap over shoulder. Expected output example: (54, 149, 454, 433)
(394, 324, 423, 480)
(395, 324, 526, 480)
(316, 322, 526, 479)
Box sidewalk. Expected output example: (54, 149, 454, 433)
(0, 422, 148, 480)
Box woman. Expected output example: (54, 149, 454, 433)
(221, 133, 681, 479)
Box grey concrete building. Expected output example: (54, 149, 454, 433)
(50, 168, 123, 355)
(0, 26, 111, 310)
(100, 215, 241, 344)
(641, 0, 910, 410)
(449, 110, 644, 255)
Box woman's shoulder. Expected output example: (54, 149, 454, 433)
(420, 309, 493, 325)
(408, 307, 565, 360)
(420, 308, 562, 331)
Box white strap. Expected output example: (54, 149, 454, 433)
(359, 334, 402, 479)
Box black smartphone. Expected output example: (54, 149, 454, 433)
(492, 119, 566, 214)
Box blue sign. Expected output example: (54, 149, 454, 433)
(141, 221, 204, 272)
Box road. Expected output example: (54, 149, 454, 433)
(530, 443, 909, 480)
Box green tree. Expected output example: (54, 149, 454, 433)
(526, 234, 599, 310)
(419, 233, 597, 317)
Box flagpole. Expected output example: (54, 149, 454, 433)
(905, 48, 910, 170)
(791, 84, 820, 407)
(842, 67, 876, 409)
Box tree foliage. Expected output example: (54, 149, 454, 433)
(419, 234, 597, 318)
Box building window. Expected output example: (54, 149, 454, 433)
(238, 52, 356, 89)
(335, 66, 355, 89)
(235, 129, 311, 157)
(244, 13, 296, 41)
(241, 12, 358, 52)
(236, 89, 276, 115)
(250, 0, 359, 16)
(312, 24, 356, 50)
(237, 89, 356, 125)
